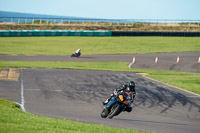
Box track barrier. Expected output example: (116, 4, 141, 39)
(112, 31, 200, 37)
(1, 30, 200, 37)
(0, 30, 112, 37)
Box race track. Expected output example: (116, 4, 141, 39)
(0, 52, 200, 133)
(1, 51, 200, 73)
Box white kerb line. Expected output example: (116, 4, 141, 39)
(128, 56, 135, 68)
(20, 69, 26, 112)
(140, 74, 200, 97)
(128, 62, 133, 68)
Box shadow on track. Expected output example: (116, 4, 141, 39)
(60, 75, 200, 113)
(26, 69, 200, 114)
(134, 77, 200, 113)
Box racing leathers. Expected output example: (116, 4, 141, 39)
(103, 84, 136, 112)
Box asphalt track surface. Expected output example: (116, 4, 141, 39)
(0, 52, 200, 133)
(0, 51, 200, 73)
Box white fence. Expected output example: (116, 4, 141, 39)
(1, 17, 200, 26)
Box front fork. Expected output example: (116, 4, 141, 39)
(106, 97, 117, 109)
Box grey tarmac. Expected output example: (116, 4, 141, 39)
(0, 51, 200, 73)
(0, 52, 200, 133)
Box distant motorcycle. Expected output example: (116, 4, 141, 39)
(101, 92, 131, 119)
(71, 53, 81, 58)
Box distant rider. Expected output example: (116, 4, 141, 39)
(103, 81, 136, 112)
(75, 49, 81, 57)
(71, 49, 81, 57)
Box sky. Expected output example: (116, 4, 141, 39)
(0, 0, 199, 20)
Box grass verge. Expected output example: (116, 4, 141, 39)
(0, 37, 200, 55)
(0, 98, 147, 133)
(0, 61, 199, 95)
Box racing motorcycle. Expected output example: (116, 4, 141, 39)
(101, 91, 131, 119)
(71, 53, 81, 58)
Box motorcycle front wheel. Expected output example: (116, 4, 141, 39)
(108, 104, 121, 119)
(71, 54, 75, 57)
(100, 108, 108, 118)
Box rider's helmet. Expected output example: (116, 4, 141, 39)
(126, 81, 135, 92)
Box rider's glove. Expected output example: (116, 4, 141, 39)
(114, 90, 117, 95)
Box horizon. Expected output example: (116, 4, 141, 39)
(0, 11, 200, 21)
(0, 0, 200, 20)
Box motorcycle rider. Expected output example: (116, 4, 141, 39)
(103, 81, 136, 112)
(74, 49, 81, 57)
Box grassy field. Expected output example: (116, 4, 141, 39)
(0, 98, 148, 133)
(0, 37, 200, 55)
(0, 61, 200, 95)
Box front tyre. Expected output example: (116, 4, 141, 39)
(71, 54, 75, 58)
(100, 108, 108, 118)
(108, 104, 121, 119)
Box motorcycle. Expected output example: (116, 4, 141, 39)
(71, 53, 81, 58)
(101, 92, 131, 119)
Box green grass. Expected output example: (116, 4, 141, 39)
(0, 37, 200, 55)
(0, 61, 199, 95)
(0, 98, 147, 133)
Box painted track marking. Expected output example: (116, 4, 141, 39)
(20, 69, 26, 112)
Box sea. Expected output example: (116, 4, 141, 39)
(0, 11, 146, 24)
(0, 11, 196, 24)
